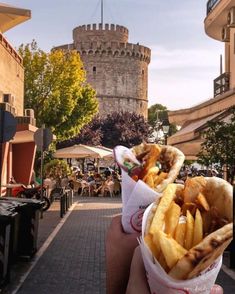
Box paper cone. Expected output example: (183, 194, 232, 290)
(140, 203, 222, 294)
(121, 170, 161, 233)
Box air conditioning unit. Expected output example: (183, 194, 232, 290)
(25, 108, 35, 118)
(221, 26, 230, 42)
(3, 94, 13, 104)
(227, 7, 235, 27)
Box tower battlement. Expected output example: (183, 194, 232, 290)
(54, 22, 151, 118)
(73, 23, 129, 43)
(74, 41, 151, 63)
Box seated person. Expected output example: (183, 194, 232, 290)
(94, 176, 114, 196)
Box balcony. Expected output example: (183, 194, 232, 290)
(207, 0, 221, 15)
(205, 0, 235, 40)
(214, 72, 230, 97)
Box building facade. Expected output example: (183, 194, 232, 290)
(54, 23, 151, 119)
(0, 3, 37, 190)
(168, 0, 235, 159)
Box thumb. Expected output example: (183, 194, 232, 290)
(210, 285, 223, 294)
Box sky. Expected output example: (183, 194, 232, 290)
(3, 0, 223, 111)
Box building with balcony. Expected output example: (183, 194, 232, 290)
(0, 3, 37, 191)
(167, 0, 235, 160)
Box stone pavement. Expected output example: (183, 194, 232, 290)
(2, 196, 235, 294)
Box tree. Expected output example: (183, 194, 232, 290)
(100, 111, 149, 148)
(57, 112, 149, 149)
(18, 41, 98, 140)
(148, 104, 168, 128)
(148, 103, 177, 139)
(56, 116, 102, 149)
(197, 108, 235, 183)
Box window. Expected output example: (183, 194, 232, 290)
(93, 66, 96, 73)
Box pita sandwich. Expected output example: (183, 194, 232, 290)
(131, 143, 185, 192)
(145, 176, 233, 280)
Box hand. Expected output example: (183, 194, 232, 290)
(106, 215, 140, 294)
(126, 247, 223, 294)
(126, 246, 150, 294)
(211, 285, 223, 294)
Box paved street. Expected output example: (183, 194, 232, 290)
(2, 196, 235, 294)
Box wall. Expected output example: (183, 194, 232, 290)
(0, 33, 24, 116)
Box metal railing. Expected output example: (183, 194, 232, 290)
(214, 72, 230, 97)
(207, 0, 220, 15)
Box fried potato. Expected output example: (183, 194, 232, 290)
(149, 184, 177, 235)
(158, 252, 169, 272)
(152, 231, 161, 258)
(143, 166, 159, 181)
(174, 218, 187, 247)
(158, 231, 188, 269)
(144, 173, 155, 189)
(185, 210, 195, 250)
(153, 172, 168, 186)
(140, 145, 161, 179)
(181, 202, 197, 217)
(196, 192, 210, 211)
(165, 201, 181, 236)
(144, 234, 159, 258)
(193, 209, 203, 246)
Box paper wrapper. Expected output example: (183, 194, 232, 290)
(140, 203, 222, 294)
(121, 170, 161, 233)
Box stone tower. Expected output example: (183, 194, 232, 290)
(55, 23, 151, 118)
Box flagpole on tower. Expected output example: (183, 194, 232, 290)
(101, 0, 104, 26)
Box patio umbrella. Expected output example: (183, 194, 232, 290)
(53, 144, 113, 159)
(0, 2, 31, 33)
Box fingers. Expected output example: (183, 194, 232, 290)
(126, 246, 150, 294)
(210, 284, 223, 294)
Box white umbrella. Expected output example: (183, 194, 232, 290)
(0, 2, 31, 33)
(53, 144, 113, 159)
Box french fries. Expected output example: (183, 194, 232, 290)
(144, 178, 230, 275)
(130, 144, 169, 189)
(192, 209, 203, 246)
(174, 218, 186, 247)
(185, 210, 194, 250)
(158, 231, 187, 269)
(196, 192, 210, 211)
(165, 202, 181, 236)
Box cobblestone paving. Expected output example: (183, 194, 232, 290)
(2, 196, 235, 294)
(16, 197, 122, 294)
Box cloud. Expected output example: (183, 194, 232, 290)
(148, 44, 223, 110)
(149, 45, 223, 70)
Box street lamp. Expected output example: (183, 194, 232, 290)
(162, 119, 170, 145)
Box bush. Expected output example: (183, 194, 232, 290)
(44, 159, 71, 180)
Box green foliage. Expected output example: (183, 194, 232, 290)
(18, 41, 98, 140)
(197, 108, 235, 182)
(148, 103, 177, 137)
(43, 159, 71, 179)
(57, 112, 149, 149)
(101, 111, 149, 148)
(148, 104, 167, 128)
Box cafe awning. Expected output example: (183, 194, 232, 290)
(0, 2, 31, 33)
(54, 144, 113, 159)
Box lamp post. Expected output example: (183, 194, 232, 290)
(162, 119, 170, 145)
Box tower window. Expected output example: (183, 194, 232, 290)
(142, 69, 144, 75)
(93, 66, 96, 73)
